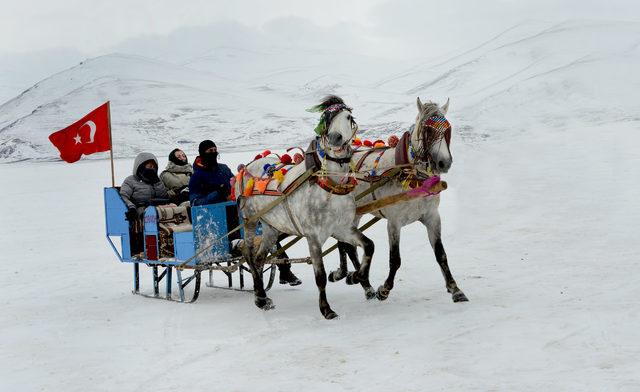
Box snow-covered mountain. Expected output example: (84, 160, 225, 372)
(1, 20, 639, 161)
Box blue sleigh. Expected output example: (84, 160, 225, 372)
(103, 187, 286, 302)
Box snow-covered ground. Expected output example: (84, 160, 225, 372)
(1, 117, 639, 391)
(2, 18, 640, 392)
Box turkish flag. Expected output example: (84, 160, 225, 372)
(48, 102, 111, 163)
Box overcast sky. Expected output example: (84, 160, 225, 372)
(2, 0, 638, 55)
(0, 0, 638, 101)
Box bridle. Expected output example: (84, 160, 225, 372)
(412, 108, 452, 169)
(317, 104, 358, 166)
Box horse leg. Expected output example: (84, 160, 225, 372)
(420, 213, 468, 302)
(307, 238, 338, 319)
(328, 242, 350, 282)
(335, 229, 376, 300)
(376, 222, 401, 301)
(244, 220, 277, 310)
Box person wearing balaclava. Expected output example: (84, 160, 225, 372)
(188, 140, 234, 206)
(120, 152, 170, 220)
(160, 148, 193, 205)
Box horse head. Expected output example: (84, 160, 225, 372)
(312, 95, 358, 161)
(411, 97, 452, 174)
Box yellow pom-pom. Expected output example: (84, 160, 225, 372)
(273, 170, 285, 184)
(244, 177, 255, 197)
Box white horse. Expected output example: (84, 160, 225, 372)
(238, 96, 376, 319)
(331, 97, 468, 303)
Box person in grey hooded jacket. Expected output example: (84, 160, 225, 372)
(120, 152, 169, 220)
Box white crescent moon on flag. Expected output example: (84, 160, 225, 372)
(81, 121, 97, 143)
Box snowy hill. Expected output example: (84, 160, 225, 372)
(2, 19, 640, 391)
(1, 20, 639, 161)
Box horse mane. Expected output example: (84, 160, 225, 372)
(318, 95, 345, 110)
(306, 95, 347, 113)
(418, 100, 442, 122)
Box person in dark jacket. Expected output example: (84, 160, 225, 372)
(160, 148, 193, 205)
(120, 152, 170, 220)
(189, 140, 234, 206)
(190, 140, 301, 285)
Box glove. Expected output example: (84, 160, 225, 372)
(217, 184, 229, 198)
(125, 207, 138, 221)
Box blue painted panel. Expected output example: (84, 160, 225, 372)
(191, 202, 237, 262)
(105, 188, 128, 235)
(104, 187, 131, 261)
(174, 231, 195, 263)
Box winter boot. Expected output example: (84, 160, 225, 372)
(279, 268, 302, 286)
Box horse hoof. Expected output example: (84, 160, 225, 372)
(255, 296, 275, 310)
(345, 272, 359, 285)
(376, 285, 390, 301)
(365, 287, 377, 300)
(324, 311, 339, 320)
(452, 291, 469, 302)
(328, 270, 345, 283)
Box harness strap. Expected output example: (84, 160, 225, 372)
(176, 168, 315, 270)
(283, 197, 304, 236)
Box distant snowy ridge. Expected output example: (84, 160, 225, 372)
(1, 20, 639, 162)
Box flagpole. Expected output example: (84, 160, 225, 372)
(107, 101, 115, 187)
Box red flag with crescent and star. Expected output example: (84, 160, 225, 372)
(48, 102, 111, 163)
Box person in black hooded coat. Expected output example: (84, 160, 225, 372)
(189, 140, 234, 206)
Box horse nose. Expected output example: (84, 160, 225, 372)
(328, 132, 343, 146)
(438, 159, 452, 171)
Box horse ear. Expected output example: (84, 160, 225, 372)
(416, 97, 423, 111)
(441, 98, 450, 115)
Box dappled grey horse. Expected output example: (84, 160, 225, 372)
(238, 96, 376, 319)
(331, 98, 468, 303)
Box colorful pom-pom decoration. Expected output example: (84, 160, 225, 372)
(280, 154, 292, 164)
(281, 168, 288, 175)
(387, 135, 399, 147)
(363, 140, 373, 147)
(263, 163, 272, 172)
(273, 170, 285, 183)
(373, 140, 386, 148)
(352, 138, 362, 146)
(254, 154, 262, 160)
(293, 153, 304, 164)
(261, 150, 271, 158)
(243, 177, 255, 197)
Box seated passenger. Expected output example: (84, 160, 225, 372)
(160, 148, 193, 205)
(189, 140, 233, 206)
(120, 152, 170, 220)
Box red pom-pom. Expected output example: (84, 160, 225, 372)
(363, 140, 373, 147)
(388, 135, 399, 148)
(352, 139, 362, 146)
(261, 150, 271, 157)
(293, 153, 304, 164)
(254, 154, 262, 160)
(280, 154, 292, 164)
(281, 168, 288, 175)
(374, 141, 386, 148)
